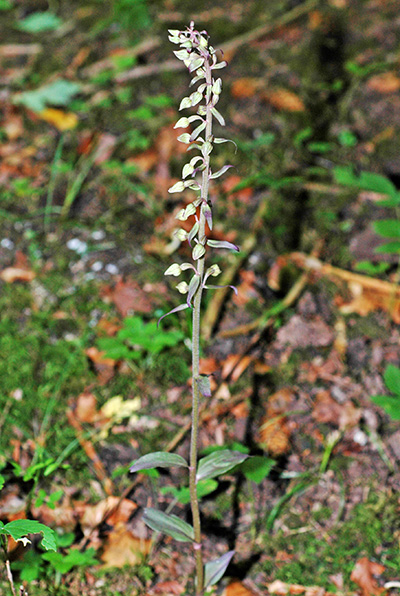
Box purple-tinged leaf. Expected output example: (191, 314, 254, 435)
(204, 551, 235, 589)
(197, 450, 249, 481)
(211, 107, 225, 126)
(207, 239, 240, 251)
(211, 60, 228, 70)
(195, 375, 211, 397)
(130, 452, 188, 474)
(158, 303, 190, 326)
(143, 508, 194, 543)
(188, 221, 199, 246)
(187, 274, 201, 305)
(210, 165, 233, 179)
(203, 203, 213, 230)
(214, 138, 237, 151)
(190, 121, 206, 142)
(204, 284, 238, 295)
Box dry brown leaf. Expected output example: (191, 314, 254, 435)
(101, 524, 150, 568)
(85, 346, 116, 385)
(350, 557, 385, 596)
(38, 108, 78, 131)
(267, 580, 291, 594)
(101, 278, 153, 316)
(221, 353, 254, 382)
(230, 77, 263, 99)
(367, 72, 400, 94)
(150, 580, 185, 594)
(277, 315, 334, 349)
(75, 391, 98, 423)
(259, 389, 295, 456)
(80, 497, 137, 534)
(3, 113, 24, 140)
(223, 580, 257, 596)
(93, 133, 117, 165)
(262, 89, 305, 112)
(0, 266, 35, 283)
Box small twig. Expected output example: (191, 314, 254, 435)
(5, 558, 17, 596)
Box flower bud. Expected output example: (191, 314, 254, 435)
(164, 263, 182, 276)
(176, 281, 189, 294)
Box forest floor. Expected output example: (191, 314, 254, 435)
(1, 0, 400, 595)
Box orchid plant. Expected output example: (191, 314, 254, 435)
(129, 23, 248, 594)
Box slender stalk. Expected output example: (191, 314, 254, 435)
(188, 43, 214, 596)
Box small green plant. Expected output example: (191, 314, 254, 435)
(371, 364, 400, 420)
(0, 474, 57, 595)
(97, 315, 184, 364)
(128, 23, 258, 594)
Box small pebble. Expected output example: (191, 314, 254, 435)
(67, 238, 88, 254)
(91, 261, 103, 272)
(0, 238, 14, 249)
(91, 230, 106, 241)
(105, 263, 119, 274)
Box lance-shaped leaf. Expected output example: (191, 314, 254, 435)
(211, 60, 228, 70)
(210, 165, 233, 179)
(204, 284, 238, 295)
(1, 520, 57, 551)
(195, 375, 211, 397)
(204, 551, 235, 589)
(130, 452, 188, 474)
(143, 508, 194, 543)
(197, 450, 249, 481)
(188, 221, 200, 246)
(203, 203, 213, 230)
(211, 107, 225, 126)
(190, 121, 206, 141)
(187, 274, 201, 305)
(375, 241, 400, 254)
(214, 137, 238, 151)
(207, 239, 240, 252)
(158, 303, 190, 326)
(373, 219, 400, 239)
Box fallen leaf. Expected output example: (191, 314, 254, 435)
(350, 557, 385, 596)
(80, 497, 137, 534)
(38, 108, 78, 131)
(230, 77, 263, 99)
(223, 580, 257, 596)
(262, 89, 305, 112)
(85, 346, 116, 385)
(367, 72, 400, 94)
(93, 133, 117, 165)
(277, 315, 334, 349)
(150, 580, 185, 594)
(0, 266, 35, 283)
(101, 524, 150, 568)
(259, 388, 295, 456)
(101, 278, 153, 316)
(3, 113, 24, 140)
(75, 391, 98, 423)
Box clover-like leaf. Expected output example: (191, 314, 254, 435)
(130, 452, 188, 474)
(197, 450, 249, 481)
(142, 508, 194, 542)
(204, 550, 235, 588)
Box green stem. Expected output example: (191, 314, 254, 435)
(188, 46, 214, 596)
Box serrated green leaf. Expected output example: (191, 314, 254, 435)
(3, 520, 57, 551)
(130, 452, 188, 473)
(241, 456, 275, 483)
(197, 450, 249, 481)
(373, 220, 400, 239)
(383, 364, 400, 395)
(204, 550, 235, 588)
(142, 508, 194, 542)
(371, 395, 400, 420)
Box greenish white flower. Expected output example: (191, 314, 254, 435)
(175, 228, 188, 241)
(176, 281, 189, 294)
(164, 263, 182, 276)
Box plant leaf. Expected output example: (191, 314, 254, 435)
(371, 395, 400, 420)
(333, 167, 396, 196)
(197, 450, 249, 481)
(207, 239, 240, 251)
(210, 165, 233, 179)
(374, 241, 400, 254)
(240, 456, 275, 483)
(196, 375, 211, 397)
(383, 364, 400, 395)
(373, 220, 400, 239)
(130, 452, 188, 474)
(142, 508, 194, 542)
(158, 303, 190, 326)
(2, 520, 57, 551)
(204, 550, 235, 588)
